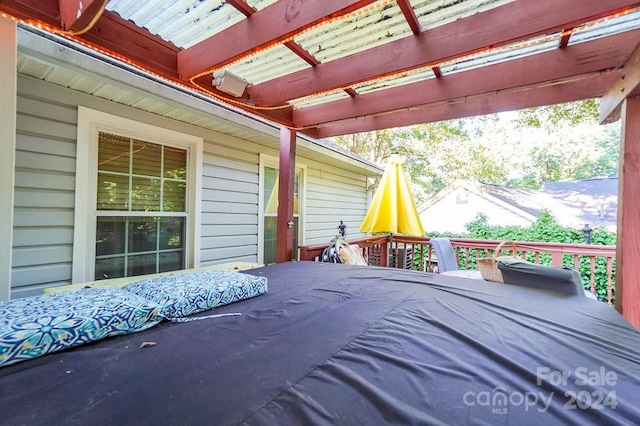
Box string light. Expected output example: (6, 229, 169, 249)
(2, 3, 638, 130)
(2, 10, 289, 123)
(290, 6, 639, 108)
(189, 0, 397, 82)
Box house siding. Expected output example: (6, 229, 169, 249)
(305, 164, 368, 243)
(12, 92, 78, 298)
(200, 140, 260, 265)
(420, 188, 533, 234)
(11, 75, 371, 296)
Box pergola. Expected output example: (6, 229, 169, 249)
(1, 0, 639, 326)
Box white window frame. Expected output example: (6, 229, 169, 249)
(72, 107, 203, 283)
(258, 154, 306, 263)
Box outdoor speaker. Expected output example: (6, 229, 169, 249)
(212, 70, 249, 97)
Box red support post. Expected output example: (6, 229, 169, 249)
(616, 97, 640, 329)
(275, 127, 296, 263)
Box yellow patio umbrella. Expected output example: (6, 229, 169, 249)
(360, 154, 425, 236)
(264, 176, 298, 214)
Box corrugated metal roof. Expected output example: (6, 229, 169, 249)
(414, 0, 515, 29)
(8, 0, 639, 136)
(289, 5, 640, 105)
(104, 0, 515, 85)
(106, 0, 278, 49)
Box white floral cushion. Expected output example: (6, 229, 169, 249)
(0, 288, 163, 368)
(123, 270, 268, 319)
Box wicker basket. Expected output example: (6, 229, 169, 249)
(477, 241, 521, 283)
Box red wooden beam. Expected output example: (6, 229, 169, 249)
(275, 127, 297, 263)
(308, 70, 620, 138)
(344, 88, 358, 97)
(81, 11, 181, 80)
(431, 67, 443, 78)
(396, 0, 420, 35)
(293, 29, 640, 127)
(177, 0, 377, 79)
(58, 0, 107, 33)
(248, 0, 640, 106)
(616, 97, 640, 330)
(226, 0, 256, 17)
(600, 40, 640, 124)
(0, 0, 299, 129)
(558, 28, 573, 48)
(284, 41, 320, 66)
(0, 0, 61, 27)
(0, 1, 179, 78)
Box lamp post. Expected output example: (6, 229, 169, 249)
(338, 220, 347, 238)
(582, 224, 593, 244)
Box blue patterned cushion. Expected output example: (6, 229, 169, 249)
(123, 270, 268, 319)
(0, 288, 162, 368)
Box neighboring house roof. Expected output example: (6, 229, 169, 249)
(419, 182, 537, 222)
(418, 179, 618, 232)
(482, 179, 618, 231)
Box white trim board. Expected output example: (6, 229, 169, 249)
(73, 106, 203, 283)
(0, 17, 17, 300)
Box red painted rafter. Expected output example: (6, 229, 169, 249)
(226, 0, 256, 17)
(344, 88, 358, 97)
(310, 71, 620, 138)
(0, 0, 61, 27)
(396, 0, 420, 35)
(82, 11, 181, 80)
(431, 67, 443, 78)
(284, 41, 320, 66)
(58, 0, 108, 33)
(559, 28, 573, 48)
(177, 0, 377, 79)
(3, 0, 639, 136)
(0, 1, 181, 80)
(292, 29, 640, 127)
(247, 0, 640, 106)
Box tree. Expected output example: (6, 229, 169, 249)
(515, 99, 600, 128)
(330, 99, 620, 201)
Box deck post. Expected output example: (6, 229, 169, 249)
(616, 97, 640, 329)
(0, 16, 16, 300)
(275, 127, 296, 263)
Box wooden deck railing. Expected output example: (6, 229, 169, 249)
(299, 236, 617, 304)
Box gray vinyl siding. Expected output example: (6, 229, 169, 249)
(200, 140, 260, 265)
(11, 93, 78, 298)
(11, 75, 373, 295)
(304, 163, 368, 244)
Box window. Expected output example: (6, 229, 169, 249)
(95, 133, 187, 279)
(259, 157, 304, 264)
(73, 108, 202, 283)
(456, 190, 469, 205)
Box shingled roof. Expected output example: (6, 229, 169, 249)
(481, 178, 618, 231)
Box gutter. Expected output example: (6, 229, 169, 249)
(17, 24, 382, 176)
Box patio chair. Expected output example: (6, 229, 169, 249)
(430, 238, 459, 273)
(430, 238, 484, 280)
(497, 259, 590, 297)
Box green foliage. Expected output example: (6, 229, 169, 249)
(331, 100, 620, 203)
(571, 125, 621, 180)
(515, 99, 599, 128)
(428, 212, 616, 303)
